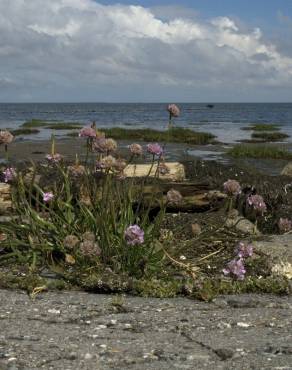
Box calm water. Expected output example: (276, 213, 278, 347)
(0, 103, 292, 143)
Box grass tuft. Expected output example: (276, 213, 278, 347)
(45, 123, 83, 130)
(251, 132, 289, 142)
(22, 119, 49, 128)
(242, 123, 281, 132)
(99, 127, 216, 145)
(228, 144, 292, 160)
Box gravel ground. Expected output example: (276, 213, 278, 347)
(0, 290, 292, 370)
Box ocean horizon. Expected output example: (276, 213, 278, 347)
(1, 102, 292, 144)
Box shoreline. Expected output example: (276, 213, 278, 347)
(1, 137, 292, 176)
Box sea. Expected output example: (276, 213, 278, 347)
(0, 102, 292, 144)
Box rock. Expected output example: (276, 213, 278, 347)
(281, 162, 292, 176)
(215, 348, 234, 360)
(226, 214, 260, 235)
(253, 234, 292, 279)
(191, 223, 202, 236)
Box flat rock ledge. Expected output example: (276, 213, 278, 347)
(0, 290, 292, 369)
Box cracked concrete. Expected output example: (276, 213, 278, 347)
(0, 290, 292, 369)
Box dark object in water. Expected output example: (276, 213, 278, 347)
(206, 104, 214, 109)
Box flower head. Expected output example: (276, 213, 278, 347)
(79, 126, 96, 138)
(235, 241, 253, 258)
(278, 218, 292, 233)
(129, 143, 143, 156)
(114, 158, 127, 172)
(166, 189, 183, 205)
(96, 155, 116, 170)
(147, 143, 163, 157)
(63, 235, 79, 249)
(43, 191, 54, 203)
(3, 167, 16, 183)
(68, 164, 86, 177)
(0, 130, 14, 145)
(223, 258, 246, 280)
(80, 240, 101, 257)
(82, 231, 96, 242)
(92, 137, 117, 153)
(223, 179, 241, 196)
(124, 225, 144, 246)
(167, 104, 180, 118)
(46, 153, 63, 163)
(247, 194, 267, 214)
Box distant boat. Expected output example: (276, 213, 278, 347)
(206, 104, 214, 108)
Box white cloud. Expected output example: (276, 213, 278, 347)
(0, 0, 291, 101)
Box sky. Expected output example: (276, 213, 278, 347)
(0, 0, 292, 102)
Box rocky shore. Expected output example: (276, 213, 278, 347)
(0, 289, 292, 370)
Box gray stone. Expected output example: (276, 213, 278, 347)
(253, 234, 292, 279)
(226, 214, 260, 235)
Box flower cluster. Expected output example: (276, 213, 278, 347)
(124, 225, 144, 246)
(0, 130, 14, 145)
(129, 143, 143, 156)
(147, 143, 163, 157)
(278, 218, 292, 233)
(80, 232, 101, 257)
(79, 126, 96, 138)
(92, 137, 117, 153)
(223, 241, 254, 280)
(43, 192, 54, 203)
(63, 235, 79, 249)
(68, 164, 86, 177)
(247, 194, 267, 214)
(235, 241, 253, 258)
(223, 179, 241, 196)
(223, 258, 246, 281)
(2, 167, 16, 183)
(167, 104, 180, 118)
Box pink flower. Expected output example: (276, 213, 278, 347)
(235, 241, 253, 258)
(167, 104, 180, 117)
(129, 143, 143, 156)
(124, 225, 144, 246)
(223, 179, 241, 196)
(223, 258, 246, 280)
(43, 192, 54, 202)
(0, 130, 14, 145)
(147, 143, 163, 156)
(46, 153, 63, 163)
(247, 194, 267, 214)
(3, 167, 16, 183)
(79, 127, 96, 138)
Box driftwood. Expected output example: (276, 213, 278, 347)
(0, 161, 226, 215)
(124, 162, 185, 181)
(0, 183, 12, 215)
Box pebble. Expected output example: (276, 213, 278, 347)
(237, 322, 251, 328)
(47, 309, 60, 314)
